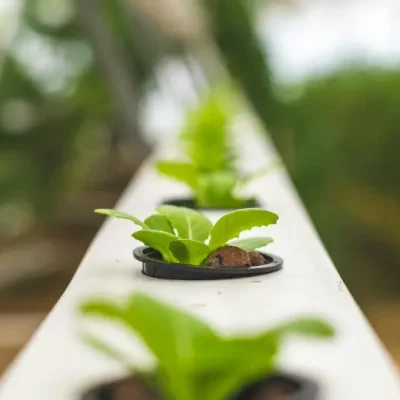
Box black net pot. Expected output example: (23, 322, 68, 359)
(82, 373, 317, 400)
(159, 197, 260, 211)
(133, 246, 283, 280)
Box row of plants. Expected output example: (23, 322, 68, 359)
(95, 89, 283, 281)
(80, 89, 334, 399)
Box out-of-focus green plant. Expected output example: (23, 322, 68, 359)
(156, 88, 275, 208)
(80, 292, 334, 400)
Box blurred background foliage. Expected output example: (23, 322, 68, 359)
(280, 68, 400, 301)
(0, 0, 399, 372)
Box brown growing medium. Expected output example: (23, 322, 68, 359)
(251, 385, 295, 400)
(205, 246, 267, 268)
(205, 246, 251, 268)
(111, 377, 159, 400)
(249, 251, 266, 266)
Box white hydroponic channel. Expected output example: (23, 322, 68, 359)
(0, 113, 399, 400)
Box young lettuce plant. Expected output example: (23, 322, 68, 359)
(80, 293, 335, 400)
(156, 87, 279, 208)
(95, 206, 278, 266)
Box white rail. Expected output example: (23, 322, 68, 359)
(0, 119, 399, 400)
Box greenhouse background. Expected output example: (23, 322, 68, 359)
(0, 0, 399, 373)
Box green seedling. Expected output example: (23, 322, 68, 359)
(79, 293, 335, 400)
(156, 87, 279, 208)
(95, 206, 278, 265)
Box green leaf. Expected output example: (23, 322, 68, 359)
(196, 170, 245, 208)
(124, 294, 220, 400)
(144, 214, 174, 234)
(209, 209, 279, 250)
(202, 317, 334, 400)
(133, 230, 178, 262)
(237, 161, 283, 188)
(169, 239, 210, 265)
(94, 209, 147, 228)
(79, 332, 136, 372)
(196, 335, 278, 400)
(123, 293, 219, 367)
(80, 299, 124, 320)
(228, 237, 273, 251)
(181, 89, 233, 172)
(271, 317, 335, 338)
(156, 161, 199, 190)
(157, 205, 212, 242)
(80, 293, 222, 400)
